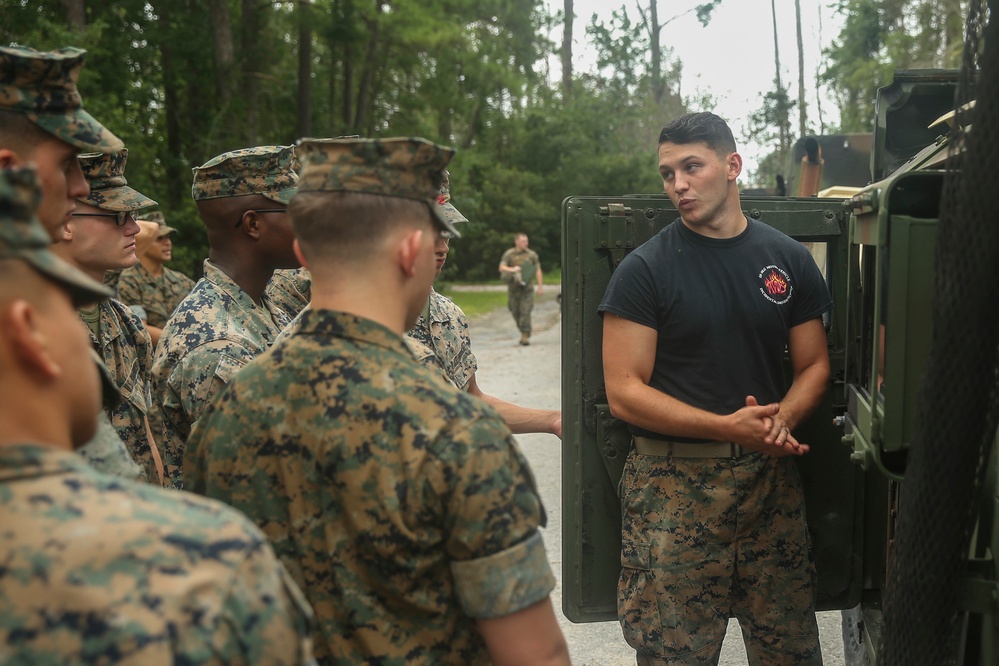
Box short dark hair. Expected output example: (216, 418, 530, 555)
(290, 190, 432, 263)
(658, 112, 737, 156)
(0, 108, 58, 155)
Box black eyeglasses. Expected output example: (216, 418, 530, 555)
(70, 211, 134, 226)
(234, 208, 288, 228)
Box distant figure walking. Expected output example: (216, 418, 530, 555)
(498, 232, 542, 345)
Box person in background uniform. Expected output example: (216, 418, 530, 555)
(185, 137, 570, 666)
(599, 112, 830, 665)
(0, 44, 144, 479)
(150, 145, 300, 489)
(498, 232, 543, 345)
(407, 170, 562, 438)
(117, 209, 196, 345)
(266, 266, 311, 320)
(51, 148, 163, 484)
(0, 165, 317, 665)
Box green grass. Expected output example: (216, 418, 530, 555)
(437, 269, 561, 318)
(443, 290, 508, 318)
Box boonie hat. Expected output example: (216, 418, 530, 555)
(192, 145, 298, 203)
(296, 137, 459, 238)
(138, 210, 178, 238)
(0, 46, 122, 153)
(437, 169, 467, 238)
(79, 148, 157, 212)
(0, 165, 112, 306)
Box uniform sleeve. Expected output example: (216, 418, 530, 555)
(116, 270, 142, 309)
(208, 538, 317, 665)
(154, 341, 249, 489)
(428, 415, 555, 619)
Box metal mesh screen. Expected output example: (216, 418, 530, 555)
(878, 1, 999, 664)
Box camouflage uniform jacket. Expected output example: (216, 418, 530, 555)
(150, 260, 291, 489)
(0, 443, 316, 665)
(406, 287, 478, 390)
(185, 308, 556, 665)
(77, 411, 145, 480)
(85, 298, 158, 484)
(116, 261, 196, 328)
(500, 247, 541, 286)
(265, 267, 312, 321)
(275, 307, 461, 410)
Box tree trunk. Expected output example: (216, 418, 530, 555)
(298, 0, 313, 138)
(650, 0, 663, 103)
(208, 0, 235, 107)
(241, 0, 262, 144)
(354, 2, 381, 132)
(795, 0, 806, 138)
(342, 41, 354, 129)
(60, 0, 86, 31)
(155, 3, 185, 208)
(561, 0, 573, 99)
(770, 0, 788, 160)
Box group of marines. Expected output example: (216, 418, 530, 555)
(0, 44, 568, 664)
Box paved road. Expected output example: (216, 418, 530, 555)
(465, 285, 848, 666)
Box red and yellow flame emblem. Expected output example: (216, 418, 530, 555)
(764, 270, 788, 296)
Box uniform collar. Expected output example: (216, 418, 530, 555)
(0, 443, 91, 483)
(296, 308, 412, 357)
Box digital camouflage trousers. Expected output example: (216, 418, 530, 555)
(618, 447, 822, 666)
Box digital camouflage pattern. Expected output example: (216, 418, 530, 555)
(618, 451, 821, 665)
(0, 165, 112, 305)
(192, 145, 298, 203)
(117, 261, 196, 328)
(0, 443, 316, 665)
(501, 246, 540, 335)
(296, 137, 460, 238)
(266, 267, 312, 321)
(185, 308, 555, 665)
(0, 45, 122, 153)
(406, 287, 477, 390)
(85, 298, 159, 483)
(436, 168, 467, 232)
(150, 259, 292, 489)
(76, 410, 144, 480)
(78, 148, 157, 211)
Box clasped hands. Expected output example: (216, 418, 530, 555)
(729, 395, 809, 457)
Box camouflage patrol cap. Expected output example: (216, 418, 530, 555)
(296, 137, 460, 238)
(137, 210, 178, 237)
(436, 169, 467, 239)
(192, 145, 298, 203)
(0, 46, 123, 153)
(78, 148, 157, 212)
(0, 166, 112, 306)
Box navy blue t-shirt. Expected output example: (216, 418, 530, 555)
(598, 217, 832, 440)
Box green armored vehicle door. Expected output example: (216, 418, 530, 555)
(560, 195, 861, 622)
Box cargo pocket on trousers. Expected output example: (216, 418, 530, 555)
(618, 540, 663, 653)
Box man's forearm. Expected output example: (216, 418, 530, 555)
(481, 393, 561, 437)
(778, 363, 829, 432)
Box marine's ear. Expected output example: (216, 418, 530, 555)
(1, 299, 61, 380)
(726, 151, 743, 181)
(293, 238, 309, 270)
(397, 227, 425, 278)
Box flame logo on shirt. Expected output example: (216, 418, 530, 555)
(764, 270, 788, 296)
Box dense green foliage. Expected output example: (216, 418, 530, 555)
(1, 1, 968, 279)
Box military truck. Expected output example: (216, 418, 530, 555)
(560, 45, 998, 665)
